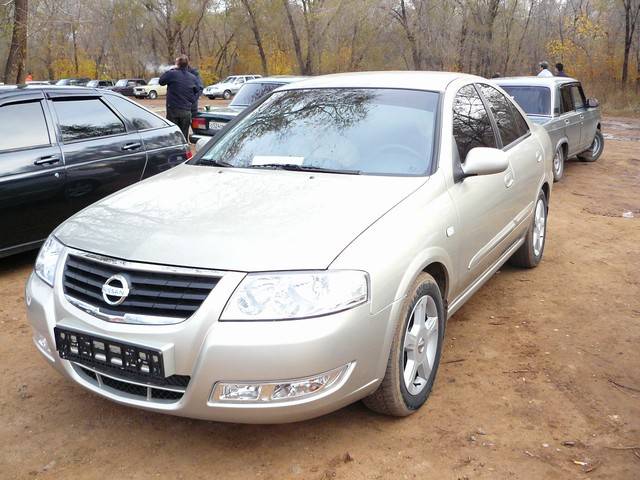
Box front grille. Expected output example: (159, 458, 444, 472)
(63, 253, 220, 321)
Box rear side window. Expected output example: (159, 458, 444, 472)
(500, 85, 550, 116)
(560, 86, 574, 113)
(478, 84, 522, 147)
(452, 85, 497, 162)
(53, 98, 126, 142)
(230, 82, 282, 106)
(511, 106, 530, 138)
(107, 95, 166, 130)
(570, 85, 585, 109)
(0, 101, 50, 151)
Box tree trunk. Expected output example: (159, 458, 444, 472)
(241, 0, 268, 75)
(282, 0, 306, 74)
(622, 0, 640, 84)
(4, 0, 29, 84)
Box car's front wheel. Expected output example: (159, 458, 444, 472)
(363, 272, 444, 416)
(207, 95, 216, 100)
(509, 189, 548, 268)
(552, 145, 565, 182)
(578, 129, 604, 162)
(148, 90, 158, 100)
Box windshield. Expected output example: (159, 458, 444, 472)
(230, 82, 283, 107)
(197, 88, 439, 176)
(221, 76, 236, 84)
(87, 80, 98, 87)
(115, 79, 128, 87)
(148, 78, 159, 85)
(55, 79, 70, 86)
(500, 85, 551, 115)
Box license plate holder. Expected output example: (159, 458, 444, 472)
(54, 327, 166, 380)
(208, 121, 226, 130)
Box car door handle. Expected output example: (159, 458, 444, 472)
(504, 171, 514, 188)
(122, 142, 142, 151)
(34, 155, 61, 166)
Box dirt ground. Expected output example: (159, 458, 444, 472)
(0, 115, 639, 480)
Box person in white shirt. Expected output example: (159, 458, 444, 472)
(537, 61, 554, 77)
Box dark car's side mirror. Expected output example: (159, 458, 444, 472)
(587, 98, 599, 108)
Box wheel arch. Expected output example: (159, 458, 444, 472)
(541, 181, 550, 203)
(422, 262, 449, 308)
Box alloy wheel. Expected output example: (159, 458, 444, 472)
(532, 198, 546, 257)
(403, 295, 439, 395)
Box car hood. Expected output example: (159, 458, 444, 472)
(55, 164, 426, 272)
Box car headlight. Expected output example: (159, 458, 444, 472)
(220, 270, 369, 321)
(34, 236, 64, 287)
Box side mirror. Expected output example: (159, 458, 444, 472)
(461, 147, 509, 177)
(587, 98, 599, 108)
(195, 137, 210, 153)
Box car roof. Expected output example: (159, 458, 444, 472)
(280, 71, 482, 92)
(245, 75, 307, 85)
(493, 76, 578, 87)
(0, 85, 122, 100)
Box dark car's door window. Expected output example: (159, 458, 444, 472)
(106, 95, 167, 130)
(560, 86, 574, 113)
(477, 84, 523, 147)
(53, 98, 126, 142)
(452, 84, 497, 162)
(570, 84, 585, 109)
(0, 101, 50, 151)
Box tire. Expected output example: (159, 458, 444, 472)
(363, 272, 445, 416)
(222, 90, 232, 100)
(148, 90, 158, 100)
(577, 129, 604, 162)
(552, 144, 565, 182)
(207, 95, 215, 100)
(509, 190, 547, 268)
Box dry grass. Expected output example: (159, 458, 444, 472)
(586, 81, 640, 117)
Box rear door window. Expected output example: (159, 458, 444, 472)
(477, 84, 523, 147)
(560, 86, 574, 113)
(0, 101, 50, 151)
(53, 98, 126, 142)
(570, 85, 585, 109)
(452, 85, 497, 162)
(106, 95, 167, 130)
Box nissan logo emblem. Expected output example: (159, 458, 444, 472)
(101, 274, 130, 306)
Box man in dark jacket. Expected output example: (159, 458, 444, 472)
(555, 63, 569, 77)
(188, 67, 203, 118)
(159, 55, 201, 140)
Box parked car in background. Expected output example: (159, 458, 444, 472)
(87, 80, 114, 89)
(494, 76, 603, 181)
(55, 78, 90, 87)
(191, 76, 306, 142)
(133, 77, 167, 100)
(26, 80, 55, 85)
(0, 85, 190, 258)
(202, 75, 262, 100)
(111, 78, 146, 96)
(26, 72, 554, 423)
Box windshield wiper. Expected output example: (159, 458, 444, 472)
(249, 163, 361, 175)
(198, 158, 233, 168)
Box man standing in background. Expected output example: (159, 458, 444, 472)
(555, 63, 569, 77)
(159, 54, 201, 140)
(537, 61, 553, 77)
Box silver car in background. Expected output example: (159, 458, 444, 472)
(495, 76, 603, 181)
(26, 72, 553, 423)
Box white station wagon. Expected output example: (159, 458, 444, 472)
(27, 72, 553, 423)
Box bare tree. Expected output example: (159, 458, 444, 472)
(240, 0, 268, 75)
(621, 0, 640, 84)
(4, 0, 28, 84)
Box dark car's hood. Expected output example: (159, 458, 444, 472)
(55, 164, 426, 272)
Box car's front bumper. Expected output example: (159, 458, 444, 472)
(25, 259, 392, 423)
(133, 91, 149, 98)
